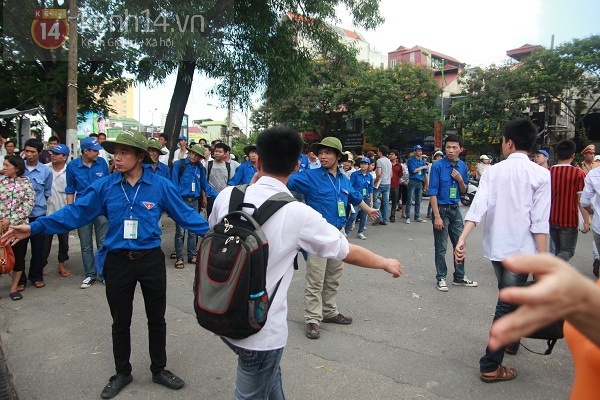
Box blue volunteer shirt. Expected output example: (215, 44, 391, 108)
(227, 160, 257, 186)
(143, 162, 171, 180)
(65, 157, 110, 195)
(288, 166, 363, 229)
(407, 156, 428, 181)
(350, 169, 374, 199)
(30, 169, 210, 251)
(24, 161, 53, 217)
(428, 157, 469, 205)
(297, 153, 309, 173)
(171, 158, 216, 198)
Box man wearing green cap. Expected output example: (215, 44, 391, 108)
(171, 143, 216, 269)
(144, 138, 171, 179)
(2, 130, 211, 398)
(288, 136, 379, 339)
(227, 144, 258, 186)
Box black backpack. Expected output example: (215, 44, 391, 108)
(193, 185, 296, 339)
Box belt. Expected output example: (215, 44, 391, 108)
(409, 178, 423, 182)
(439, 204, 459, 209)
(116, 249, 154, 260)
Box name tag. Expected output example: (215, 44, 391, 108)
(362, 188, 367, 196)
(337, 201, 346, 217)
(124, 219, 138, 239)
(450, 187, 458, 199)
(191, 182, 196, 192)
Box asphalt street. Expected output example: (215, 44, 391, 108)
(1, 200, 594, 400)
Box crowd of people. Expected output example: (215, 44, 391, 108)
(1, 120, 599, 399)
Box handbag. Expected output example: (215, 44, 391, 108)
(521, 280, 564, 355)
(0, 228, 15, 274)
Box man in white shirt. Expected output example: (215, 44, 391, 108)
(454, 119, 550, 383)
(475, 155, 490, 180)
(372, 146, 393, 225)
(43, 144, 71, 278)
(172, 136, 188, 161)
(581, 166, 600, 278)
(158, 133, 170, 165)
(209, 126, 403, 399)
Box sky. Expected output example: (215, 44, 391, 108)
(136, 0, 600, 129)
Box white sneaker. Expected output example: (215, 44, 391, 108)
(357, 233, 367, 240)
(415, 218, 427, 223)
(436, 279, 449, 292)
(81, 277, 96, 289)
(405, 218, 411, 224)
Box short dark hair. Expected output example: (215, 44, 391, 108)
(378, 145, 389, 156)
(354, 145, 363, 155)
(444, 134, 464, 148)
(389, 149, 399, 157)
(24, 138, 43, 152)
(89, 133, 99, 138)
(214, 142, 230, 153)
(98, 132, 107, 139)
(503, 119, 538, 151)
(256, 126, 303, 176)
(48, 136, 60, 143)
(159, 133, 169, 141)
(555, 139, 576, 161)
(6, 155, 26, 176)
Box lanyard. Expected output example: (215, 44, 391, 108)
(327, 173, 342, 200)
(121, 180, 141, 219)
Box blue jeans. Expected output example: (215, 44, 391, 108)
(550, 225, 578, 262)
(175, 198, 199, 261)
(479, 261, 528, 373)
(345, 200, 368, 235)
(433, 205, 465, 281)
(406, 179, 423, 220)
(373, 184, 390, 223)
(77, 215, 108, 279)
(223, 339, 285, 400)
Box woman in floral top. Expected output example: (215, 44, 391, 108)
(1, 156, 35, 300)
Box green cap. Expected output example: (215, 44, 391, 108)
(243, 145, 257, 156)
(102, 130, 153, 164)
(186, 143, 206, 158)
(309, 137, 348, 162)
(147, 138, 166, 155)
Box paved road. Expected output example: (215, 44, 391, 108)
(1, 201, 594, 399)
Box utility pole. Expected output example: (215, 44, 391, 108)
(66, 0, 78, 161)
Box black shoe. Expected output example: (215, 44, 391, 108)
(152, 370, 185, 390)
(593, 259, 600, 278)
(101, 374, 133, 399)
(390, 216, 396, 223)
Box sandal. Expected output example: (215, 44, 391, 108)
(480, 365, 518, 383)
(188, 257, 197, 264)
(170, 251, 177, 259)
(16, 285, 26, 292)
(33, 281, 46, 288)
(175, 260, 185, 269)
(9, 292, 23, 301)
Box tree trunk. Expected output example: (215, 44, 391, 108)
(163, 59, 196, 166)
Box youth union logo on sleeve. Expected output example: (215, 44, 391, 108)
(142, 201, 156, 210)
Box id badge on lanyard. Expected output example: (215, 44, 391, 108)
(449, 187, 458, 199)
(337, 200, 346, 217)
(124, 219, 138, 239)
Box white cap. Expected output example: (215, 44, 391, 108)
(480, 155, 490, 160)
(434, 151, 443, 157)
(595, 155, 600, 161)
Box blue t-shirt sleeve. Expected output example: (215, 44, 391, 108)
(428, 163, 440, 196)
(65, 163, 76, 194)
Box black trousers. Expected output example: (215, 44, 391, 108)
(43, 232, 70, 264)
(18, 216, 45, 285)
(104, 247, 167, 375)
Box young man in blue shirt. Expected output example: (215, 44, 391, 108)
(3, 130, 210, 399)
(144, 138, 171, 179)
(428, 134, 478, 292)
(288, 137, 379, 339)
(406, 145, 429, 224)
(345, 157, 374, 239)
(66, 136, 110, 288)
(18, 138, 53, 289)
(227, 144, 258, 186)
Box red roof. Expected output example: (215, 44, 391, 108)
(506, 44, 544, 60)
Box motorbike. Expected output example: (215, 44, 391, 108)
(460, 179, 478, 206)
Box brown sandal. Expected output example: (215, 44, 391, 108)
(175, 260, 185, 269)
(480, 365, 517, 383)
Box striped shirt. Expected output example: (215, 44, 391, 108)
(550, 164, 586, 227)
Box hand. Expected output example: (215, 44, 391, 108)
(1, 219, 9, 232)
(433, 216, 444, 231)
(0, 224, 32, 246)
(383, 259, 403, 278)
(488, 254, 591, 351)
(582, 221, 590, 234)
(367, 207, 380, 220)
(451, 169, 463, 184)
(454, 240, 466, 263)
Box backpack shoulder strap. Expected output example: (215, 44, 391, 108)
(207, 160, 213, 180)
(226, 161, 231, 179)
(178, 159, 186, 180)
(253, 192, 296, 226)
(228, 184, 249, 213)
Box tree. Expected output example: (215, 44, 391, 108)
(448, 65, 531, 154)
(336, 62, 439, 146)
